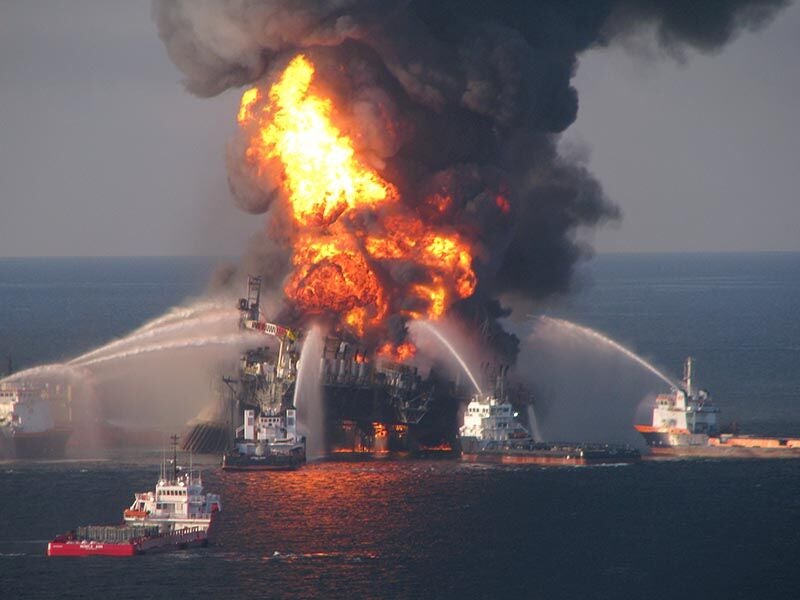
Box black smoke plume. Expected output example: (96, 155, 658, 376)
(154, 0, 787, 361)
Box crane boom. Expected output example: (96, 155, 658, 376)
(237, 275, 298, 341)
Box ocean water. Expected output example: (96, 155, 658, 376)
(1, 254, 799, 599)
(543, 253, 800, 434)
(0, 257, 216, 371)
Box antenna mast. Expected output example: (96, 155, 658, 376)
(683, 357, 693, 398)
(170, 434, 179, 481)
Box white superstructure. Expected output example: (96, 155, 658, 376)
(460, 395, 530, 443)
(124, 451, 221, 533)
(235, 407, 304, 458)
(0, 387, 54, 434)
(0, 385, 73, 457)
(649, 358, 719, 436)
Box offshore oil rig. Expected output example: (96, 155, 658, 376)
(183, 276, 462, 455)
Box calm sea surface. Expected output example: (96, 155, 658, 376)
(1, 254, 799, 599)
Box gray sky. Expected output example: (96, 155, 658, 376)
(570, 0, 800, 253)
(0, 0, 798, 257)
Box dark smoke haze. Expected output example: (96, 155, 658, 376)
(154, 0, 787, 360)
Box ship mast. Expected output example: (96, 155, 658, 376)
(683, 357, 693, 398)
(170, 434, 179, 482)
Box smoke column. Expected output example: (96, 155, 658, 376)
(154, 0, 787, 360)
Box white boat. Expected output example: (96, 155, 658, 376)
(48, 442, 221, 557)
(0, 385, 72, 458)
(635, 357, 800, 457)
(123, 445, 222, 532)
(460, 394, 531, 444)
(460, 366, 639, 465)
(223, 407, 306, 470)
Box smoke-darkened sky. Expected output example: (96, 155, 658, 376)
(0, 0, 798, 257)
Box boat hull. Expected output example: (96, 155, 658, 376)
(4, 427, 73, 459)
(636, 426, 800, 459)
(48, 540, 138, 557)
(222, 452, 304, 471)
(646, 445, 800, 459)
(461, 442, 641, 467)
(47, 527, 210, 557)
(462, 453, 605, 466)
(462, 453, 639, 466)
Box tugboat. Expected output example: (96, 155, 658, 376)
(459, 367, 640, 466)
(48, 437, 221, 556)
(635, 357, 800, 458)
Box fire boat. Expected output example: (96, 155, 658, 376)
(459, 366, 640, 466)
(635, 357, 800, 458)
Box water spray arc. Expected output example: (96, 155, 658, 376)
(537, 316, 678, 389)
(69, 308, 238, 365)
(73, 333, 260, 369)
(0, 363, 89, 386)
(415, 321, 482, 396)
(0, 301, 241, 384)
(526, 405, 544, 443)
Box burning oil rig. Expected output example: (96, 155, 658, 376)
(183, 276, 463, 455)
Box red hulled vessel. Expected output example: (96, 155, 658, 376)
(48, 440, 221, 557)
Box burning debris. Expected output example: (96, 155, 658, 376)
(155, 0, 787, 363)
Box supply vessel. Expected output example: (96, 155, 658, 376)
(459, 367, 640, 466)
(48, 438, 221, 556)
(635, 357, 800, 458)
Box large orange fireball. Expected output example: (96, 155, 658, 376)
(236, 54, 479, 353)
(239, 55, 396, 227)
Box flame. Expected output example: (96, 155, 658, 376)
(237, 88, 259, 123)
(240, 56, 396, 227)
(427, 192, 452, 214)
(236, 54, 480, 345)
(283, 229, 387, 336)
(377, 342, 417, 363)
(495, 194, 511, 214)
(364, 214, 476, 318)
